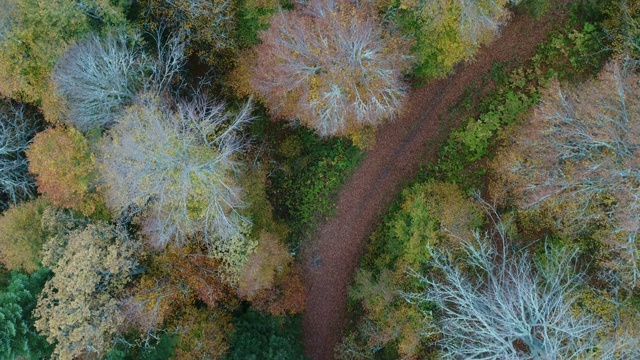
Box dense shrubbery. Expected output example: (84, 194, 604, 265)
(260, 120, 363, 244)
(430, 16, 606, 190)
(225, 310, 306, 360)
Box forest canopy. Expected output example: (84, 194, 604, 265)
(1, 0, 638, 359)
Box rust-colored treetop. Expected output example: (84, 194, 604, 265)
(248, 0, 411, 136)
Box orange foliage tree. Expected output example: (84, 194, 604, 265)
(236, 232, 305, 316)
(26, 126, 101, 216)
(122, 248, 237, 342)
(243, 0, 411, 136)
(249, 264, 306, 316)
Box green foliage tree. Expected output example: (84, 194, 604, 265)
(0, 198, 51, 273)
(0, 268, 53, 360)
(34, 222, 138, 360)
(225, 310, 305, 360)
(98, 94, 253, 252)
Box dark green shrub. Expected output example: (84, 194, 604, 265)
(0, 268, 53, 360)
(225, 310, 305, 360)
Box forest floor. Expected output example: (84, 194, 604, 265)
(300, 4, 572, 360)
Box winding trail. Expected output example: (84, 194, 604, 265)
(301, 4, 572, 360)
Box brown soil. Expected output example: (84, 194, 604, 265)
(301, 4, 572, 360)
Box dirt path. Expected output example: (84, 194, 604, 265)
(301, 5, 572, 360)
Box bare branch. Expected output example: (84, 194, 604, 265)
(494, 60, 640, 288)
(54, 30, 186, 132)
(0, 101, 38, 207)
(405, 234, 600, 359)
(249, 0, 411, 136)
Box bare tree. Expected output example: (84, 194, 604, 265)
(492, 60, 640, 288)
(54, 30, 185, 132)
(248, 0, 411, 136)
(404, 228, 601, 359)
(54, 32, 148, 132)
(98, 93, 252, 249)
(149, 28, 187, 94)
(0, 101, 38, 208)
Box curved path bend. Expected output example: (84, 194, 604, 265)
(301, 5, 571, 360)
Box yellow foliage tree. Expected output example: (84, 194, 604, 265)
(338, 182, 481, 358)
(34, 223, 138, 360)
(0, 0, 129, 121)
(393, 0, 515, 78)
(0, 198, 50, 273)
